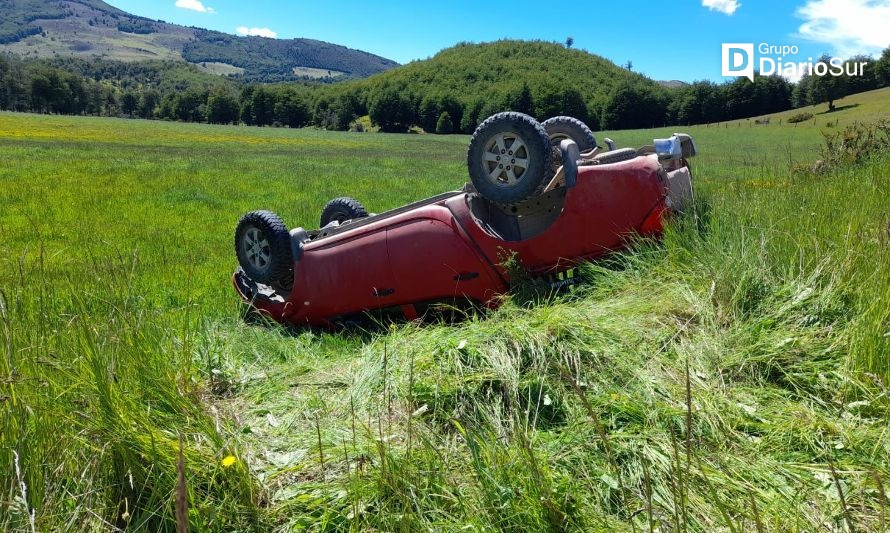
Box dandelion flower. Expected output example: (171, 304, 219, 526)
(221, 455, 237, 468)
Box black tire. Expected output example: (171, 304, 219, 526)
(467, 112, 551, 204)
(541, 116, 597, 151)
(593, 148, 638, 165)
(235, 210, 293, 285)
(320, 197, 369, 227)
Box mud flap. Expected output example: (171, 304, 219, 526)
(233, 268, 290, 322)
(665, 167, 694, 214)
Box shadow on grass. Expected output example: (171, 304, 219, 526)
(240, 299, 485, 338)
(818, 103, 860, 115)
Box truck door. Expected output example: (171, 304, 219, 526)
(296, 228, 396, 318)
(386, 216, 502, 311)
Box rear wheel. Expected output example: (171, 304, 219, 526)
(467, 112, 551, 204)
(235, 210, 293, 285)
(320, 197, 368, 227)
(541, 116, 597, 151)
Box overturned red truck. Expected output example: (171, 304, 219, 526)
(233, 112, 696, 328)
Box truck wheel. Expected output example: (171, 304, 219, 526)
(235, 210, 293, 285)
(541, 116, 597, 151)
(467, 112, 551, 204)
(320, 197, 368, 227)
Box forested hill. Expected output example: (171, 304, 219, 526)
(345, 40, 667, 132)
(0, 0, 398, 81)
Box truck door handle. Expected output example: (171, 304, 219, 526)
(373, 287, 395, 297)
(453, 272, 479, 281)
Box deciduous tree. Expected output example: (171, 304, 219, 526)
(369, 87, 414, 132)
(875, 47, 890, 87)
(809, 54, 848, 111)
(206, 88, 240, 124)
(121, 91, 138, 117)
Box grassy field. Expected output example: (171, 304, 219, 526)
(0, 92, 888, 531)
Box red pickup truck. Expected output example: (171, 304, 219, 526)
(233, 112, 696, 328)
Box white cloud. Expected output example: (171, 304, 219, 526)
(779, 62, 813, 83)
(796, 0, 890, 57)
(702, 0, 741, 15)
(236, 26, 278, 38)
(174, 0, 214, 13)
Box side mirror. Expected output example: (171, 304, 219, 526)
(559, 139, 580, 189)
(289, 227, 309, 261)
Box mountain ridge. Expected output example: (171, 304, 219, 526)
(0, 0, 398, 81)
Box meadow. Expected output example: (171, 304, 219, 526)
(1, 88, 889, 531)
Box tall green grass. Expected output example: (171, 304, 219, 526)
(0, 254, 261, 530)
(1, 111, 888, 530)
(234, 154, 888, 531)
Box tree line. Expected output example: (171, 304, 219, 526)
(3, 45, 890, 132)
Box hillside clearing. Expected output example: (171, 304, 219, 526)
(292, 67, 346, 79)
(741, 87, 890, 127)
(194, 62, 246, 77)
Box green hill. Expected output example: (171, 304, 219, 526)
(0, 0, 398, 81)
(321, 40, 671, 132)
(356, 40, 656, 101)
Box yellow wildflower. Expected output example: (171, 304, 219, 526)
(221, 455, 237, 468)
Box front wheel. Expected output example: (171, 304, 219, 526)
(235, 210, 293, 285)
(467, 112, 551, 204)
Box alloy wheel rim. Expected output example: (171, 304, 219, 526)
(243, 227, 271, 272)
(482, 132, 530, 187)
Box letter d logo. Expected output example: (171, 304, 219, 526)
(722, 43, 754, 82)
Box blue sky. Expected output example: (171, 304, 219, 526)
(106, 0, 890, 82)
